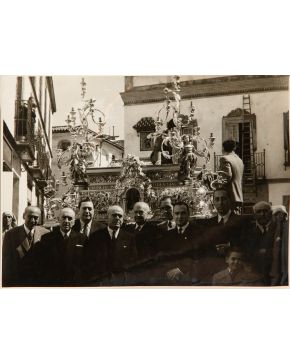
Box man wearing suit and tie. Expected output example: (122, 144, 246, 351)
(157, 196, 176, 232)
(36, 207, 87, 286)
(82, 205, 137, 286)
(72, 197, 105, 237)
(2, 206, 49, 287)
(205, 188, 251, 248)
(219, 139, 244, 213)
(125, 202, 161, 262)
(242, 201, 280, 285)
(156, 202, 205, 285)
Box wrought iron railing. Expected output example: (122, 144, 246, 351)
(14, 99, 36, 148)
(214, 150, 266, 180)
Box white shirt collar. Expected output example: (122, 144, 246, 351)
(60, 229, 72, 238)
(256, 220, 271, 233)
(167, 220, 176, 230)
(24, 224, 34, 235)
(176, 222, 189, 234)
(218, 210, 232, 224)
(107, 226, 120, 239)
(135, 222, 146, 231)
(80, 219, 92, 227)
(80, 219, 92, 232)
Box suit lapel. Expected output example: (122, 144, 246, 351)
(16, 225, 32, 258)
(116, 229, 129, 249)
(34, 226, 43, 244)
(65, 230, 77, 273)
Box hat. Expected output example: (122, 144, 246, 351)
(271, 205, 288, 220)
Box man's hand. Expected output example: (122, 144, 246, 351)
(167, 268, 184, 281)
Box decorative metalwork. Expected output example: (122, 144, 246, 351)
(56, 78, 107, 184)
(115, 155, 156, 202)
(146, 170, 178, 181)
(88, 175, 119, 184)
(149, 76, 215, 182)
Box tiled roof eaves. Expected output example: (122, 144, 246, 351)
(120, 76, 289, 106)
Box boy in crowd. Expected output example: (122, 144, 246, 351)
(212, 247, 264, 286)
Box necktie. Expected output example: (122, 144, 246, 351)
(168, 221, 172, 229)
(112, 229, 117, 241)
(83, 223, 89, 237)
(178, 227, 182, 235)
(27, 230, 33, 247)
(219, 217, 224, 225)
(63, 233, 69, 240)
(136, 224, 142, 232)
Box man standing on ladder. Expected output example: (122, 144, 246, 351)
(219, 139, 244, 214)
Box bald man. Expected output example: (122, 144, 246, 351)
(124, 202, 161, 261)
(2, 206, 49, 286)
(83, 205, 137, 285)
(36, 208, 87, 286)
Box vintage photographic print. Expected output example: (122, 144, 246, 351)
(1, 75, 289, 287)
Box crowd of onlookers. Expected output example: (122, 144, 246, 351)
(1, 190, 289, 287)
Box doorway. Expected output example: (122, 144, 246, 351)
(125, 188, 140, 213)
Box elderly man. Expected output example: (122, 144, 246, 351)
(242, 201, 280, 285)
(36, 207, 87, 286)
(157, 196, 176, 231)
(83, 205, 137, 285)
(125, 201, 161, 261)
(72, 197, 105, 237)
(2, 206, 49, 286)
(155, 202, 204, 285)
(219, 139, 244, 212)
(2, 211, 17, 237)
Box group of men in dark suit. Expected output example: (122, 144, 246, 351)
(2, 189, 287, 287)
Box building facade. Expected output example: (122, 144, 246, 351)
(51, 126, 124, 201)
(120, 75, 290, 207)
(1, 76, 56, 224)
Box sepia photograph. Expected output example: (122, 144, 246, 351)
(1, 2, 290, 363)
(1, 75, 289, 287)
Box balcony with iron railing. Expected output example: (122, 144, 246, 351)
(14, 99, 36, 162)
(29, 145, 50, 183)
(214, 150, 266, 181)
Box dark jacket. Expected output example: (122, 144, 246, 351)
(202, 212, 252, 248)
(2, 225, 49, 287)
(82, 227, 137, 285)
(72, 219, 106, 236)
(241, 220, 278, 282)
(35, 227, 87, 286)
(124, 222, 162, 261)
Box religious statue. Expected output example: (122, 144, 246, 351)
(69, 143, 88, 184)
(178, 134, 198, 182)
